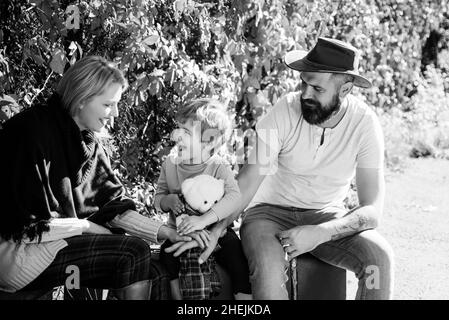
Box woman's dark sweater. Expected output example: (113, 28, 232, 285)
(0, 94, 135, 242)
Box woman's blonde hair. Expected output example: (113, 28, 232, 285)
(56, 56, 128, 115)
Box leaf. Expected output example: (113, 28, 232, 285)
(159, 45, 170, 59)
(50, 49, 67, 75)
(245, 77, 261, 91)
(69, 54, 77, 66)
(76, 42, 83, 57)
(139, 89, 146, 103)
(32, 53, 45, 66)
(37, 37, 50, 53)
(263, 58, 271, 74)
(143, 34, 160, 46)
(114, 22, 128, 28)
(150, 69, 165, 77)
(165, 67, 176, 86)
(68, 41, 77, 56)
(173, 0, 187, 13)
(149, 79, 161, 96)
(24, 94, 32, 105)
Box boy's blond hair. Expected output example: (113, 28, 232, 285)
(175, 98, 233, 146)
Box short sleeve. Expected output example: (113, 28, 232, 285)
(154, 159, 169, 212)
(254, 94, 293, 165)
(357, 112, 385, 169)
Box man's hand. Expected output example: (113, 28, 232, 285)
(165, 228, 221, 264)
(276, 225, 331, 260)
(187, 230, 211, 249)
(177, 215, 207, 235)
(197, 228, 221, 264)
(83, 221, 113, 235)
(160, 194, 185, 215)
(164, 239, 199, 257)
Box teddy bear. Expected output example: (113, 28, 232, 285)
(175, 174, 225, 299)
(175, 174, 225, 227)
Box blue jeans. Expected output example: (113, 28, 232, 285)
(240, 204, 394, 300)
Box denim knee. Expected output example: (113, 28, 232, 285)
(248, 253, 287, 282)
(359, 236, 394, 278)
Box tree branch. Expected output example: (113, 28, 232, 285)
(30, 70, 54, 106)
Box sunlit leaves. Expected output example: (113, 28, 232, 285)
(1, 0, 449, 211)
(49, 48, 66, 75)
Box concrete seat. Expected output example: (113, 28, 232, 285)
(289, 253, 346, 300)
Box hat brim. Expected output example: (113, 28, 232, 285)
(284, 50, 372, 89)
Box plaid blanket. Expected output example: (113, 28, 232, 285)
(179, 247, 221, 300)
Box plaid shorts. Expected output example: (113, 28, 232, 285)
(179, 247, 221, 300)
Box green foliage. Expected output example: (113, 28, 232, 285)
(381, 66, 449, 165)
(1, 0, 448, 213)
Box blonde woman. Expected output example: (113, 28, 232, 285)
(0, 56, 190, 299)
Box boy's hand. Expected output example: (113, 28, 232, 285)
(177, 215, 207, 235)
(161, 194, 185, 215)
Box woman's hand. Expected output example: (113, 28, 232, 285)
(158, 225, 192, 243)
(160, 194, 185, 215)
(83, 221, 113, 235)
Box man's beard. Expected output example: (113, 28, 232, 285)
(300, 94, 341, 125)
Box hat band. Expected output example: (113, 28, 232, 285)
(301, 58, 355, 73)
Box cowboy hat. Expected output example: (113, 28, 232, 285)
(284, 37, 372, 88)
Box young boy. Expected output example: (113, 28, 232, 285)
(155, 98, 252, 300)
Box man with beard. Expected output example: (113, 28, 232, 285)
(235, 37, 394, 299)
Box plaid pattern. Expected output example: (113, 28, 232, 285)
(179, 247, 221, 300)
(63, 252, 171, 300)
(175, 204, 222, 300)
(22, 234, 152, 292)
(148, 256, 171, 300)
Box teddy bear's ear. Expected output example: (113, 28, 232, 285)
(181, 178, 195, 194)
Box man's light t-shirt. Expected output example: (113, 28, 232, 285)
(248, 92, 384, 210)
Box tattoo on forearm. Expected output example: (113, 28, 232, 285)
(331, 211, 371, 241)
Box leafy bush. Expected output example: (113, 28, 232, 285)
(1, 0, 448, 214)
(376, 66, 449, 171)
